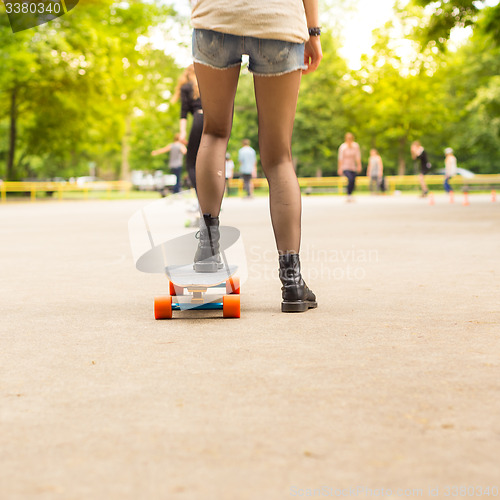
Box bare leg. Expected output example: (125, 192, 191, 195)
(194, 63, 241, 216)
(253, 71, 302, 254)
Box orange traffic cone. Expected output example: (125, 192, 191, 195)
(429, 193, 435, 206)
(449, 191, 455, 204)
(463, 192, 470, 206)
(492, 190, 497, 203)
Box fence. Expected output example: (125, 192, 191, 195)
(1, 175, 499, 202)
(228, 174, 500, 196)
(0, 180, 133, 203)
(384, 174, 500, 193)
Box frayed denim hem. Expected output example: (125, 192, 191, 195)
(193, 58, 242, 71)
(249, 64, 308, 77)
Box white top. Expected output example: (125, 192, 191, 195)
(191, 0, 309, 44)
(368, 155, 383, 178)
(445, 156, 457, 177)
(225, 159, 235, 179)
(238, 146, 257, 175)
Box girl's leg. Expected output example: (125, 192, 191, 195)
(254, 70, 317, 312)
(253, 70, 302, 254)
(194, 63, 241, 216)
(185, 112, 204, 191)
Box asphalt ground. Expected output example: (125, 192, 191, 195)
(1, 194, 499, 499)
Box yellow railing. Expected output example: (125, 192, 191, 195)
(0, 180, 132, 203)
(1, 175, 499, 202)
(384, 174, 500, 192)
(228, 175, 500, 195)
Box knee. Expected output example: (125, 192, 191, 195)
(260, 151, 292, 173)
(203, 120, 232, 141)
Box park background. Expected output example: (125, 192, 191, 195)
(1, 0, 499, 183)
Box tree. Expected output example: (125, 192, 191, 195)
(344, 24, 450, 175)
(409, 0, 500, 48)
(0, 14, 41, 180)
(0, 0, 176, 180)
(294, 31, 350, 176)
(435, 29, 500, 173)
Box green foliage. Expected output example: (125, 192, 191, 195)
(130, 49, 182, 173)
(0, 0, 176, 180)
(409, 0, 500, 48)
(229, 70, 259, 169)
(294, 32, 349, 176)
(436, 31, 500, 173)
(349, 24, 451, 174)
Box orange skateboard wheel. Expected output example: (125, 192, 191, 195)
(223, 294, 240, 318)
(169, 281, 184, 296)
(226, 276, 240, 295)
(154, 296, 173, 320)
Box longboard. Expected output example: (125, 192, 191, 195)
(140, 228, 241, 320)
(154, 264, 240, 320)
(130, 198, 244, 320)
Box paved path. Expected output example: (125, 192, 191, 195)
(1, 195, 499, 499)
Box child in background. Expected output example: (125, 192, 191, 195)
(225, 152, 234, 196)
(367, 149, 384, 195)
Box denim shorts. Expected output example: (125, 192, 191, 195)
(192, 29, 307, 76)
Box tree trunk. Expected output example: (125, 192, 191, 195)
(120, 113, 132, 181)
(398, 137, 406, 176)
(7, 88, 17, 181)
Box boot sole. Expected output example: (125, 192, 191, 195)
(281, 300, 318, 313)
(193, 262, 224, 273)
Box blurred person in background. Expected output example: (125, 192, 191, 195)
(238, 139, 257, 198)
(367, 148, 384, 195)
(444, 147, 457, 193)
(151, 133, 187, 194)
(338, 132, 362, 202)
(171, 64, 203, 191)
(411, 141, 431, 198)
(225, 152, 234, 196)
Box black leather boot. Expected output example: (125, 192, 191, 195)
(193, 214, 223, 272)
(279, 253, 317, 313)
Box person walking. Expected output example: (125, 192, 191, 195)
(367, 148, 384, 195)
(411, 141, 431, 197)
(444, 147, 457, 193)
(151, 134, 187, 194)
(171, 65, 203, 191)
(190, 0, 322, 312)
(238, 139, 257, 198)
(225, 152, 234, 196)
(338, 132, 362, 202)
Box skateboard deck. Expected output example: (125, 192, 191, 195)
(154, 264, 240, 320)
(147, 231, 241, 320)
(166, 264, 238, 288)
